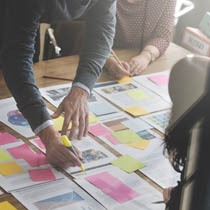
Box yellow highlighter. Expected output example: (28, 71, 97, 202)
(61, 135, 85, 172)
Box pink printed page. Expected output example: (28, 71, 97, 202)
(85, 172, 140, 203)
(7, 143, 47, 167)
(28, 168, 56, 182)
(7, 144, 31, 158)
(88, 124, 111, 137)
(0, 132, 18, 146)
(24, 152, 47, 167)
(148, 75, 169, 86)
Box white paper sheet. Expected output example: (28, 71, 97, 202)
(0, 140, 64, 192)
(94, 81, 171, 114)
(40, 83, 72, 108)
(0, 97, 35, 138)
(140, 150, 180, 189)
(12, 177, 106, 210)
(30, 136, 116, 174)
(74, 165, 165, 210)
(133, 70, 172, 103)
(40, 83, 120, 117)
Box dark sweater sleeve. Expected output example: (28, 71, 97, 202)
(73, 0, 116, 91)
(1, 1, 51, 132)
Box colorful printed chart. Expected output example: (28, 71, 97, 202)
(94, 81, 170, 117)
(0, 98, 35, 138)
(141, 110, 171, 133)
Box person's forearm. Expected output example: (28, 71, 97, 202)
(73, 0, 116, 91)
(141, 45, 160, 63)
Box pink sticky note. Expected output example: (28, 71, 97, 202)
(24, 152, 47, 167)
(88, 124, 111, 137)
(85, 172, 140, 203)
(0, 132, 18, 146)
(105, 135, 120, 145)
(148, 75, 169, 86)
(7, 144, 31, 158)
(34, 139, 46, 150)
(28, 168, 56, 182)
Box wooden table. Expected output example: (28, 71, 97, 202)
(0, 43, 190, 209)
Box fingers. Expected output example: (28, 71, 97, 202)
(51, 103, 63, 119)
(130, 64, 144, 76)
(115, 66, 130, 79)
(121, 61, 130, 72)
(69, 112, 79, 140)
(84, 112, 89, 137)
(107, 59, 130, 79)
(46, 143, 82, 169)
(63, 148, 81, 167)
(78, 114, 85, 140)
(129, 59, 147, 76)
(73, 145, 83, 160)
(61, 111, 72, 136)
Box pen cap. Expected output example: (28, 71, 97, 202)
(61, 135, 72, 147)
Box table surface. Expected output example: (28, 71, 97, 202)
(0, 42, 190, 209)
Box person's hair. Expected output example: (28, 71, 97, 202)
(164, 55, 210, 173)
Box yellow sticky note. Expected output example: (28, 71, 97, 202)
(0, 201, 17, 210)
(0, 150, 12, 162)
(127, 140, 150, 150)
(124, 106, 149, 116)
(0, 162, 24, 176)
(127, 90, 150, 100)
(53, 116, 71, 131)
(111, 154, 146, 173)
(89, 112, 99, 124)
(112, 129, 143, 144)
(118, 76, 133, 83)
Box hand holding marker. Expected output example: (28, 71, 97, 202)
(61, 135, 85, 172)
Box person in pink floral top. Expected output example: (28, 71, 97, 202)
(105, 0, 176, 79)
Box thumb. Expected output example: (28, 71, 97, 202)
(73, 145, 83, 160)
(51, 104, 63, 119)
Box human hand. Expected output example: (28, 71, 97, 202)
(105, 57, 130, 79)
(129, 53, 150, 76)
(51, 86, 89, 140)
(38, 125, 83, 169)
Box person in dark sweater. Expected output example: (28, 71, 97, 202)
(0, 0, 116, 169)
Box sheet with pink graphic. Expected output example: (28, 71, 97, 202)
(75, 165, 165, 210)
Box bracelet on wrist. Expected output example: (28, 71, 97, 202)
(143, 49, 156, 63)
